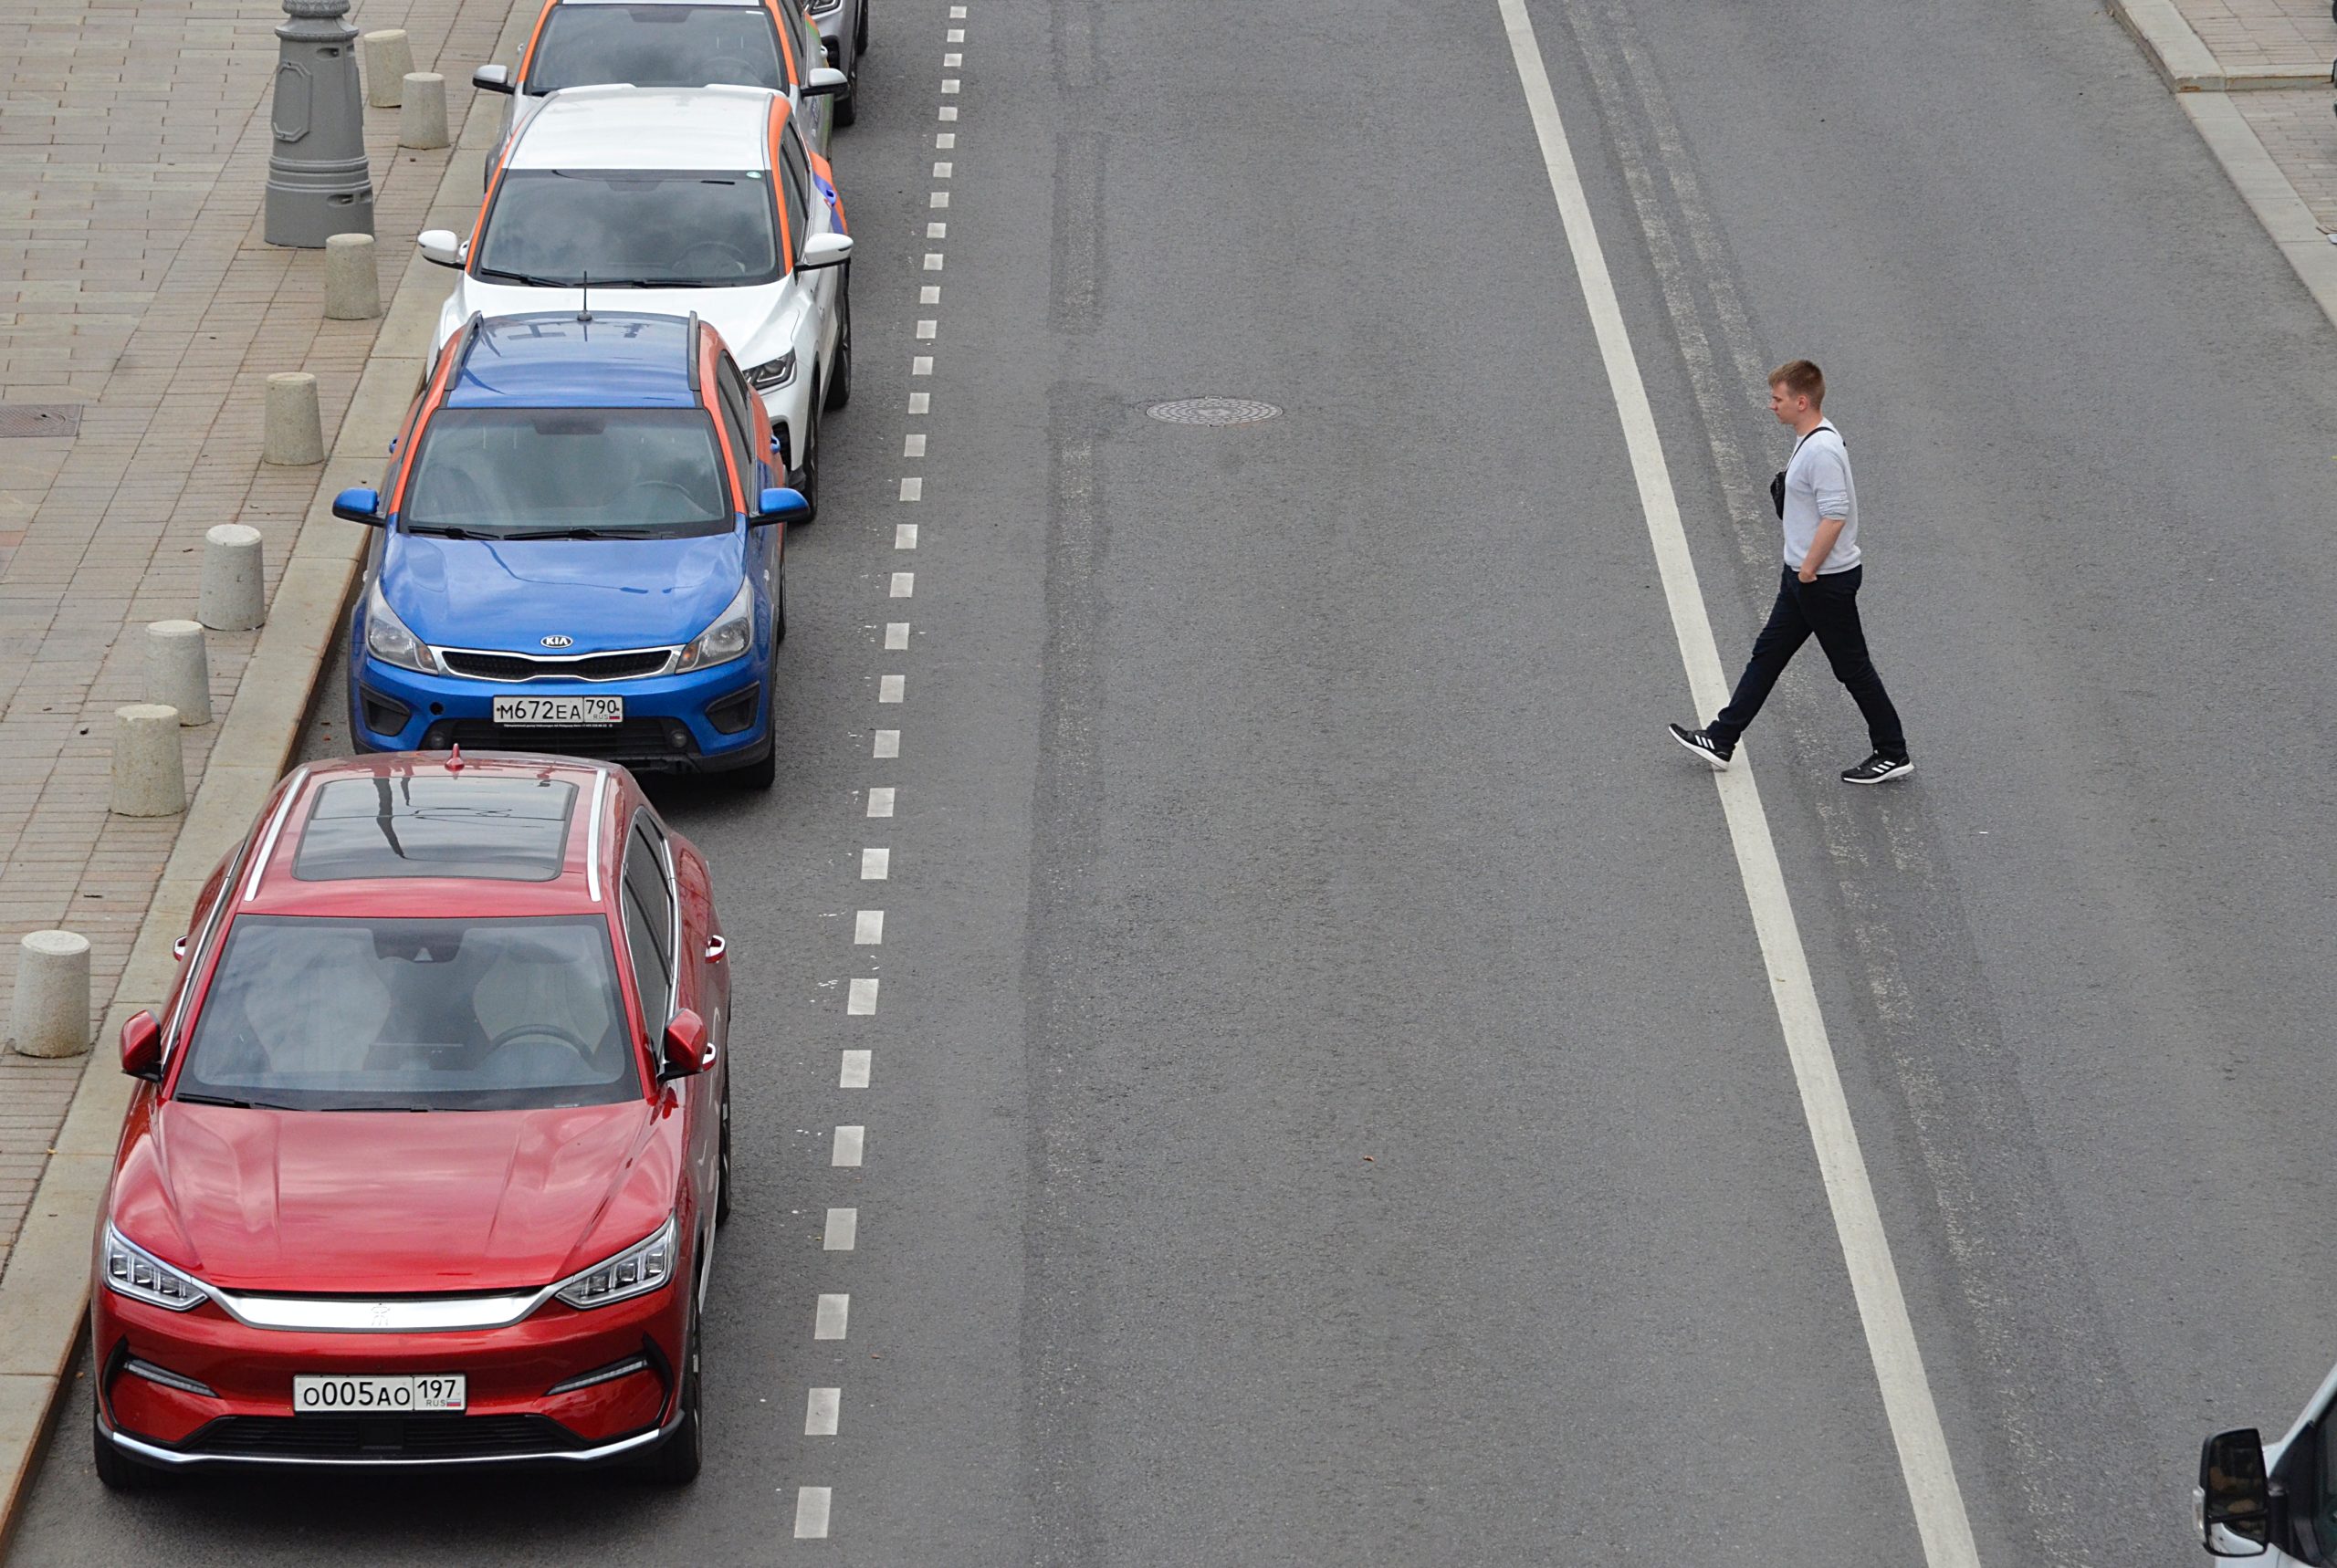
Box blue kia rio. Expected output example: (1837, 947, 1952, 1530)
(334, 310, 809, 788)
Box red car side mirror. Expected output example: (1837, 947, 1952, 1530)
(661, 1009, 710, 1079)
(121, 1011, 162, 1081)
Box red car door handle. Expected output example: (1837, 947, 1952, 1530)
(703, 934, 727, 963)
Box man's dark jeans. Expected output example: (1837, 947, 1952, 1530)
(1707, 564, 1905, 758)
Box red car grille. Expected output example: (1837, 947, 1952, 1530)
(179, 1414, 593, 1460)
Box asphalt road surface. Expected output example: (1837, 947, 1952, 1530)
(15, 0, 2337, 1561)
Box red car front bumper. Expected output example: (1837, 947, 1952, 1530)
(92, 1271, 690, 1470)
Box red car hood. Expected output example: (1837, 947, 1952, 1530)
(122, 1101, 658, 1294)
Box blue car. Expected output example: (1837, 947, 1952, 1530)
(334, 310, 809, 788)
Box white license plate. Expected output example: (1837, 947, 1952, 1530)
(492, 695, 623, 727)
(292, 1374, 466, 1415)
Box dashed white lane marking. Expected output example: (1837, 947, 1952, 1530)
(936, 131, 956, 148)
(934, 161, 952, 178)
(924, 251, 944, 270)
(854, 909, 885, 943)
(846, 977, 879, 1014)
(891, 571, 914, 598)
(840, 1049, 871, 1087)
(947, 26, 963, 40)
(831, 1127, 864, 1167)
(916, 319, 938, 338)
(878, 674, 905, 703)
(824, 1207, 857, 1249)
(948, 4, 964, 15)
(894, 523, 918, 549)
(941, 78, 959, 92)
(873, 728, 899, 758)
(898, 478, 922, 504)
(943, 51, 960, 65)
(883, 623, 909, 651)
(929, 192, 949, 208)
(793, 1487, 832, 1540)
(861, 846, 889, 879)
(912, 355, 934, 374)
(1495, 4, 1982, 1563)
(938, 105, 958, 120)
(869, 781, 898, 811)
(806, 1388, 841, 1437)
(815, 1293, 851, 1339)
(926, 221, 947, 237)
(908, 391, 931, 413)
(904, 434, 927, 456)
(918, 286, 940, 304)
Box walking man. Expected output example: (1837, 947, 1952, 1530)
(1670, 361, 1912, 784)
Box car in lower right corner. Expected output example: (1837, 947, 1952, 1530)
(2196, 1358, 2337, 1560)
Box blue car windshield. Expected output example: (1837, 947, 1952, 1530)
(528, 5, 787, 91)
(175, 915, 642, 1112)
(402, 407, 730, 538)
(477, 170, 780, 287)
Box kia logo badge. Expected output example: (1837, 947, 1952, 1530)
(540, 634, 573, 649)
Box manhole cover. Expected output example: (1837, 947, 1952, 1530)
(0, 404, 81, 438)
(1146, 397, 1281, 426)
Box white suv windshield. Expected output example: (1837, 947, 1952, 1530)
(176, 915, 642, 1112)
(529, 5, 787, 91)
(477, 169, 780, 287)
(403, 407, 729, 538)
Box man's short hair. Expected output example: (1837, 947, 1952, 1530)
(1769, 360, 1825, 407)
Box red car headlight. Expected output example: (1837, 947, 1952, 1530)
(553, 1215, 677, 1310)
(102, 1225, 211, 1312)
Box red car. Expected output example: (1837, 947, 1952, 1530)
(89, 749, 732, 1487)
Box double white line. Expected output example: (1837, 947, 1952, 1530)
(1492, 5, 1984, 1565)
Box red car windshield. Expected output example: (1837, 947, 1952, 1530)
(174, 915, 641, 1112)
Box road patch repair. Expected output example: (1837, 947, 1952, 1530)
(0, 0, 542, 1540)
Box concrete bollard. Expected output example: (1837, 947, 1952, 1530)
(8, 930, 91, 1059)
(362, 29, 414, 108)
(400, 73, 450, 150)
(262, 371, 325, 465)
(324, 232, 382, 319)
(110, 705, 186, 818)
(145, 620, 212, 726)
(200, 523, 267, 632)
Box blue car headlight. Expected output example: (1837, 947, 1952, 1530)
(363, 582, 436, 674)
(675, 578, 754, 673)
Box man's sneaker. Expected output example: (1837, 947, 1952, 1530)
(1841, 752, 1913, 785)
(1669, 723, 1734, 770)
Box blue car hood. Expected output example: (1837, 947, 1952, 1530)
(383, 528, 747, 653)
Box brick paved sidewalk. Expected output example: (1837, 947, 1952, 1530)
(2181, 0, 2333, 77)
(0, 0, 516, 1276)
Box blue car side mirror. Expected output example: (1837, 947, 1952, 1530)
(331, 486, 383, 525)
(751, 486, 811, 527)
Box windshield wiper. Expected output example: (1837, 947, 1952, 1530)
(472, 266, 581, 287)
(521, 526, 679, 540)
(173, 1092, 291, 1110)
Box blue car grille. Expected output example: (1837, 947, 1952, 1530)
(439, 649, 672, 683)
(424, 717, 695, 762)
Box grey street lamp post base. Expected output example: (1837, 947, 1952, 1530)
(265, 0, 374, 247)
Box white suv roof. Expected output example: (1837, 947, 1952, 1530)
(557, 0, 765, 6)
(506, 85, 776, 172)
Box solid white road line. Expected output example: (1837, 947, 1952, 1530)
(861, 847, 889, 879)
(884, 622, 909, 650)
(815, 1293, 851, 1339)
(874, 729, 900, 758)
(1493, 5, 1982, 1565)
(847, 977, 879, 1014)
(895, 523, 919, 549)
(899, 477, 923, 501)
(793, 1487, 832, 1540)
(806, 1387, 841, 1437)
(841, 1049, 871, 1087)
(905, 434, 927, 456)
(832, 1126, 864, 1167)
(868, 782, 897, 812)
(878, 674, 904, 703)
(855, 909, 885, 944)
(891, 570, 914, 597)
(825, 1207, 858, 1249)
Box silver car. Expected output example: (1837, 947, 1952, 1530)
(472, 0, 847, 183)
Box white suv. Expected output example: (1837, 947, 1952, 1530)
(420, 84, 854, 508)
